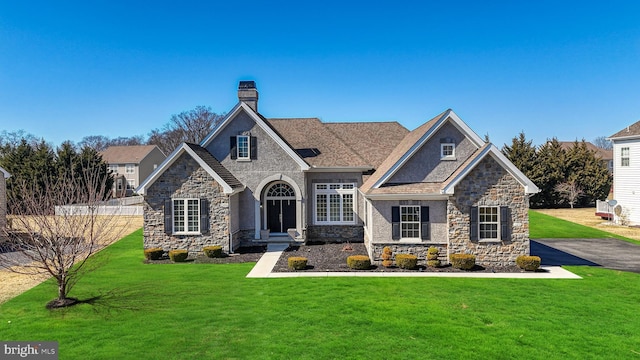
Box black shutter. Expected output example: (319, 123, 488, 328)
(421, 206, 430, 240)
(200, 199, 209, 234)
(469, 206, 478, 241)
(230, 136, 237, 160)
(250, 136, 257, 160)
(391, 206, 400, 240)
(164, 199, 173, 235)
(500, 206, 510, 241)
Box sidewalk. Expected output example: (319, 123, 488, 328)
(246, 245, 582, 279)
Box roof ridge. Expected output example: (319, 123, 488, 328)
(322, 122, 371, 167)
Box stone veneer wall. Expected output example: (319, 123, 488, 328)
(447, 156, 530, 266)
(369, 243, 448, 265)
(306, 225, 364, 243)
(144, 154, 232, 256)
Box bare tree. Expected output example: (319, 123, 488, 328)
(79, 135, 145, 152)
(554, 180, 584, 209)
(593, 136, 612, 150)
(148, 106, 224, 155)
(0, 164, 126, 308)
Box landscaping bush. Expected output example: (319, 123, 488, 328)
(381, 246, 393, 267)
(395, 254, 418, 270)
(203, 245, 224, 258)
(144, 247, 164, 260)
(426, 246, 441, 267)
(168, 249, 189, 262)
(288, 256, 308, 270)
(347, 255, 371, 270)
(449, 254, 476, 270)
(516, 255, 541, 271)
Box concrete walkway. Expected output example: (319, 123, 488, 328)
(246, 245, 581, 279)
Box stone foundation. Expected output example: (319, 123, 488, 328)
(369, 243, 448, 265)
(306, 225, 364, 243)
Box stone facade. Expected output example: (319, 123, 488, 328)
(306, 225, 364, 243)
(368, 243, 448, 265)
(143, 154, 233, 256)
(447, 156, 530, 266)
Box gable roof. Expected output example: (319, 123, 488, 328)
(0, 166, 10, 179)
(100, 145, 164, 164)
(200, 102, 310, 171)
(609, 120, 640, 141)
(136, 143, 244, 195)
(557, 141, 612, 161)
(361, 109, 485, 193)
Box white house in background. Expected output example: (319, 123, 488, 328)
(609, 121, 640, 225)
(101, 145, 166, 197)
(0, 166, 10, 229)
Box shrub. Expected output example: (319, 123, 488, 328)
(449, 254, 476, 270)
(395, 254, 418, 270)
(168, 249, 189, 262)
(516, 255, 541, 271)
(426, 246, 441, 267)
(203, 245, 224, 258)
(144, 247, 164, 260)
(347, 255, 371, 270)
(288, 256, 308, 270)
(381, 246, 393, 267)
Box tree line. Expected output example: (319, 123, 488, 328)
(502, 132, 612, 208)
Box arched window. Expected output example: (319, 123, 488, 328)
(266, 182, 295, 198)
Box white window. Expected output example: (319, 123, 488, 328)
(400, 206, 420, 238)
(125, 164, 135, 174)
(479, 206, 499, 240)
(237, 135, 250, 160)
(621, 147, 630, 167)
(314, 183, 356, 224)
(126, 179, 135, 190)
(441, 143, 455, 159)
(173, 199, 200, 234)
(108, 164, 118, 173)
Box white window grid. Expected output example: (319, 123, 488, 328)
(479, 206, 499, 240)
(125, 164, 135, 174)
(400, 205, 420, 239)
(621, 147, 630, 167)
(441, 143, 455, 159)
(173, 199, 200, 234)
(314, 183, 356, 225)
(237, 135, 250, 160)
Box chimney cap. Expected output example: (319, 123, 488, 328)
(238, 81, 256, 89)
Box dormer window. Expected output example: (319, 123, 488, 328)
(237, 135, 250, 160)
(441, 143, 455, 160)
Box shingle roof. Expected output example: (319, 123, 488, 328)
(557, 141, 612, 161)
(266, 118, 370, 168)
(100, 145, 162, 164)
(610, 120, 640, 140)
(183, 143, 243, 189)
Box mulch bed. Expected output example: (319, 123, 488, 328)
(144, 245, 266, 264)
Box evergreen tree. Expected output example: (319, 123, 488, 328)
(564, 140, 611, 206)
(530, 138, 566, 208)
(502, 132, 537, 177)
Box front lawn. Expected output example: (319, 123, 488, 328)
(1, 229, 640, 359)
(529, 210, 640, 244)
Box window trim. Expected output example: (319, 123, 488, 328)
(441, 143, 456, 160)
(173, 198, 201, 235)
(313, 183, 356, 225)
(237, 135, 250, 160)
(125, 164, 135, 174)
(478, 206, 499, 241)
(126, 179, 136, 190)
(108, 164, 119, 173)
(621, 147, 630, 167)
(400, 205, 421, 239)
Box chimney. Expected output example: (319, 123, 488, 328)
(238, 81, 258, 112)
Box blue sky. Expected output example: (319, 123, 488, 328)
(1, 1, 639, 148)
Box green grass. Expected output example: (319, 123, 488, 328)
(530, 210, 640, 244)
(2, 224, 640, 359)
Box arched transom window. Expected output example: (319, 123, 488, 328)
(266, 182, 295, 199)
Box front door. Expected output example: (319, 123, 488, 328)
(265, 182, 297, 235)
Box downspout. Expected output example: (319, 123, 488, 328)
(228, 194, 233, 253)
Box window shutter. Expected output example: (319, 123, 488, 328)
(200, 199, 209, 234)
(250, 136, 257, 160)
(421, 206, 430, 240)
(164, 200, 173, 235)
(500, 206, 510, 241)
(469, 206, 478, 241)
(391, 206, 400, 240)
(230, 136, 237, 160)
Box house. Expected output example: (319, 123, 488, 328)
(609, 121, 640, 225)
(0, 166, 10, 230)
(137, 81, 539, 266)
(101, 145, 166, 197)
(558, 141, 613, 174)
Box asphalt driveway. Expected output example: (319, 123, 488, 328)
(531, 238, 640, 273)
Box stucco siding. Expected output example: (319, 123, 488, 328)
(389, 122, 478, 183)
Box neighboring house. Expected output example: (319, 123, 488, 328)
(609, 121, 640, 225)
(558, 141, 613, 174)
(137, 81, 539, 266)
(0, 166, 10, 230)
(101, 145, 166, 197)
